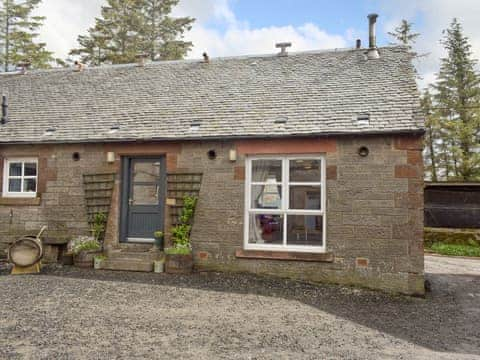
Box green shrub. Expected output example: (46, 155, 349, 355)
(73, 239, 101, 254)
(170, 196, 198, 253)
(154, 231, 164, 239)
(92, 212, 107, 242)
(429, 242, 480, 257)
(165, 247, 192, 255)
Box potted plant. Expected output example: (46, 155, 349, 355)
(153, 231, 164, 251)
(73, 238, 101, 268)
(165, 196, 197, 274)
(94, 255, 107, 269)
(73, 212, 107, 268)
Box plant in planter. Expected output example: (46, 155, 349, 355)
(72, 238, 101, 268)
(73, 212, 108, 268)
(153, 231, 164, 251)
(165, 196, 197, 274)
(94, 255, 107, 269)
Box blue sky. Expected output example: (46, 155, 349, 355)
(37, 0, 480, 89)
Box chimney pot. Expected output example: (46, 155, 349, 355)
(276, 42, 292, 57)
(203, 52, 210, 63)
(356, 39, 362, 49)
(367, 13, 380, 59)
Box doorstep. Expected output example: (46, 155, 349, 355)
(100, 249, 164, 272)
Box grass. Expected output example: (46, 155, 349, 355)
(428, 242, 480, 257)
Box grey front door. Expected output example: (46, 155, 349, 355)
(120, 157, 166, 243)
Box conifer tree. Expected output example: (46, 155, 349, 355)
(70, 0, 194, 66)
(422, 89, 440, 181)
(0, 0, 53, 71)
(388, 20, 420, 46)
(433, 18, 480, 181)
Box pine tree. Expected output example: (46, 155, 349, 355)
(0, 0, 53, 71)
(421, 90, 440, 181)
(70, 0, 194, 66)
(138, 0, 194, 61)
(388, 20, 420, 46)
(433, 18, 480, 181)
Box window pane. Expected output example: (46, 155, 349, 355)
(252, 159, 282, 183)
(24, 163, 37, 176)
(287, 215, 323, 246)
(251, 184, 282, 209)
(8, 179, 21, 192)
(289, 159, 321, 182)
(9, 163, 22, 177)
(23, 179, 37, 192)
(133, 184, 158, 205)
(289, 186, 321, 210)
(249, 214, 283, 245)
(133, 161, 160, 182)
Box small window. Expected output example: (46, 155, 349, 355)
(245, 155, 326, 253)
(3, 158, 38, 198)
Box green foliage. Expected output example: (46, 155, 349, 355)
(430, 18, 480, 181)
(165, 246, 191, 255)
(154, 230, 164, 239)
(388, 19, 420, 46)
(70, 0, 194, 66)
(94, 255, 107, 261)
(0, 0, 54, 71)
(170, 195, 197, 252)
(92, 212, 107, 242)
(428, 242, 480, 257)
(73, 239, 101, 255)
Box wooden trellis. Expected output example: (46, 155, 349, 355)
(83, 173, 116, 225)
(167, 173, 203, 225)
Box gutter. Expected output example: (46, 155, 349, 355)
(0, 129, 426, 146)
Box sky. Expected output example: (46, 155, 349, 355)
(35, 0, 480, 90)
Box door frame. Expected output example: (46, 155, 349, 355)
(119, 155, 166, 243)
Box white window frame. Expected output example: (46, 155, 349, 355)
(244, 154, 326, 253)
(2, 158, 38, 198)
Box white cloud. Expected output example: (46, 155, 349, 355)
(35, 0, 347, 61)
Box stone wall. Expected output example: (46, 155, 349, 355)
(0, 134, 424, 295)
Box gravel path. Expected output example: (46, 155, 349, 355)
(0, 255, 479, 359)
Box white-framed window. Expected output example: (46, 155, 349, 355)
(2, 158, 38, 198)
(244, 155, 326, 253)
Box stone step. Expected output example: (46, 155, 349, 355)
(100, 258, 154, 272)
(107, 250, 164, 262)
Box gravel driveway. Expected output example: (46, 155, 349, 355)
(0, 255, 479, 359)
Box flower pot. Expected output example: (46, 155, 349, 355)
(154, 260, 165, 273)
(94, 257, 105, 270)
(74, 250, 102, 268)
(165, 254, 193, 274)
(154, 236, 164, 251)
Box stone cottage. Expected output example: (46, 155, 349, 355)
(0, 20, 425, 294)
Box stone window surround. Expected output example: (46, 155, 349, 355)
(244, 154, 327, 254)
(2, 157, 38, 199)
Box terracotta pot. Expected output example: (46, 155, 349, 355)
(74, 250, 102, 268)
(165, 254, 193, 274)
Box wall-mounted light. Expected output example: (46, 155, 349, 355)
(107, 151, 116, 163)
(358, 146, 370, 157)
(229, 149, 237, 162)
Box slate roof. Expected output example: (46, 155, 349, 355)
(0, 46, 423, 144)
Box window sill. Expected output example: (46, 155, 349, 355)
(0, 196, 41, 206)
(235, 249, 334, 263)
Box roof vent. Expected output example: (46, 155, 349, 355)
(44, 128, 56, 136)
(274, 116, 288, 124)
(1, 95, 8, 124)
(190, 121, 201, 131)
(276, 42, 292, 57)
(356, 113, 370, 125)
(108, 124, 120, 134)
(367, 14, 380, 59)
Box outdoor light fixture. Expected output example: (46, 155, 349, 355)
(358, 146, 370, 157)
(229, 149, 237, 162)
(107, 151, 116, 163)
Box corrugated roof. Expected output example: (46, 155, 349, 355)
(0, 46, 423, 144)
